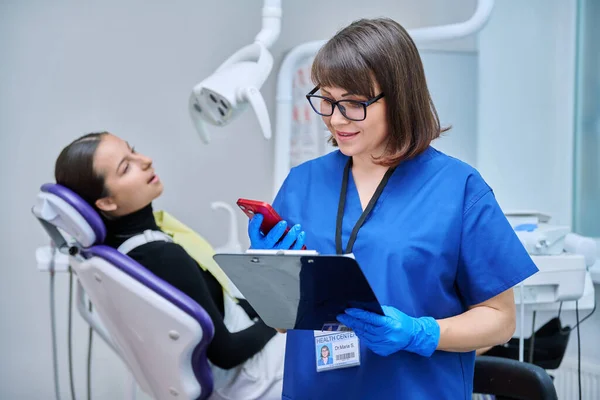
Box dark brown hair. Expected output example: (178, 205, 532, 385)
(311, 18, 449, 166)
(55, 132, 109, 206)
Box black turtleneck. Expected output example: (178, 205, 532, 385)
(103, 204, 276, 370)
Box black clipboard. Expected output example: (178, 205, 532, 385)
(213, 250, 384, 330)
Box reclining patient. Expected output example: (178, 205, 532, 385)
(54, 131, 303, 400)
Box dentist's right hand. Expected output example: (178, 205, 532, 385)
(248, 213, 306, 250)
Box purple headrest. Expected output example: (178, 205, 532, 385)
(40, 183, 106, 245)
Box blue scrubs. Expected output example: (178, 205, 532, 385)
(272, 147, 539, 399)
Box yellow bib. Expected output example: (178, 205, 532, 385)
(153, 210, 236, 299)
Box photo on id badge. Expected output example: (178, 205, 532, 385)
(317, 344, 334, 366)
(314, 327, 360, 372)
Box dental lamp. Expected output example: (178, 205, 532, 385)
(189, 0, 281, 144)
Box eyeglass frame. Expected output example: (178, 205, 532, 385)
(305, 86, 385, 122)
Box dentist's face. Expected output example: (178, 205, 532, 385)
(320, 84, 388, 162)
(93, 134, 163, 217)
(321, 347, 329, 358)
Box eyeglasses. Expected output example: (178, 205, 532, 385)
(305, 86, 385, 122)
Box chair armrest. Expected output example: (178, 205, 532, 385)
(473, 356, 558, 400)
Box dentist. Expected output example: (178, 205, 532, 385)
(247, 17, 538, 399)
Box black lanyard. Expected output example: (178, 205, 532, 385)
(335, 158, 396, 255)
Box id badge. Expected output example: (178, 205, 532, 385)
(314, 325, 360, 372)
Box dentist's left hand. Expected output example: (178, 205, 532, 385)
(337, 306, 440, 357)
(248, 213, 306, 250)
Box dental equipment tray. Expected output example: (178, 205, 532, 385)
(514, 254, 587, 305)
(213, 250, 384, 331)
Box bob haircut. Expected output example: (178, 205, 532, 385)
(311, 18, 449, 166)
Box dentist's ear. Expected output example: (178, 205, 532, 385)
(95, 196, 117, 212)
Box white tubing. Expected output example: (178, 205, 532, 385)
(254, 0, 282, 49)
(519, 282, 525, 362)
(409, 0, 494, 43)
(273, 39, 327, 195)
(211, 201, 242, 253)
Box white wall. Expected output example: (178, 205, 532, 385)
(477, 0, 600, 389)
(0, 1, 478, 398)
(573, 0, 600, 237)
(476, 0, 577, 227)
(422, 50, 478, 166)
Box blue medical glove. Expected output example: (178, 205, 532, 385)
(336, 305, 440, 357)
(248, 213, 306, 250)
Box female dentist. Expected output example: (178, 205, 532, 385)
(247, 17, 538, 399)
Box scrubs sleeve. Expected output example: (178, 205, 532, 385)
(272, 180, 288, 216)
(456, 188, 539, 307)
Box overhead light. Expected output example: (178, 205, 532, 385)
(189, 0, 281, 144)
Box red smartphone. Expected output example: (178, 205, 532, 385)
(237, 198, 306, 249)
(236, 198, 286, 234)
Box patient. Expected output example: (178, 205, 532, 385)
(54, 132, 297, 400)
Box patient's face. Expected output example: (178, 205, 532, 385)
(93, 134, 163, 217)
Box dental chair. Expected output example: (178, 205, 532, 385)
(32, 183, 216, 400)
(473, 356, 558, 400)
